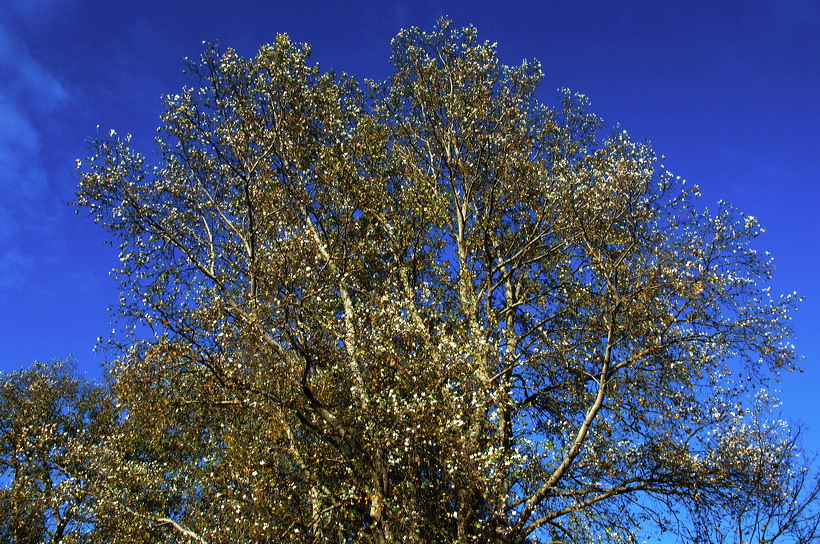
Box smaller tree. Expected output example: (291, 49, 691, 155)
(0, 359, 115, 543)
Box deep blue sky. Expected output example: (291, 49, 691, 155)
(1, 0, 818, 446)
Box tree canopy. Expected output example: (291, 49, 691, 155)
(54, 19, 818, 543)
(0, 359, 115, 543)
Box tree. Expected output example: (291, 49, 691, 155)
(0, 359, 115, 543)
(74, 20, 813, 543)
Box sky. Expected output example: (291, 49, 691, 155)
(0, 0, 817, 448)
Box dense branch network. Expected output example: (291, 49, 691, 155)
(31, 18, 814, 544)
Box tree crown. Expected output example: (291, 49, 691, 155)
(69, 20, 812, 544)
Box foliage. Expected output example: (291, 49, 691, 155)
(0, 359, 115, 543)
(72, 20, 815, 543)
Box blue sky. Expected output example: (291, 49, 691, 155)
(0, 0, 818, 448)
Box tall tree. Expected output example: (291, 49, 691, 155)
(75, 20, 812, 543)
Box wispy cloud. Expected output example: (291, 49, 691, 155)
(0, 94, 48, 201)
(0, 1, 71, 290)
(0, 248, 29, 291)
(0, 27, 68, 109)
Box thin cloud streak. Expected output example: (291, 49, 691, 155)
(0, 7, 70, 292)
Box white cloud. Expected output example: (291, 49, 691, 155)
(4, 0, 72, 27)
(0, 6, 70, 291)
(0, 25, 68, 111)
(0, 94, 47, 292)
(0, 248, 29, 291)
(0, 95, 47, 199)
(0, 22, 62, 206)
